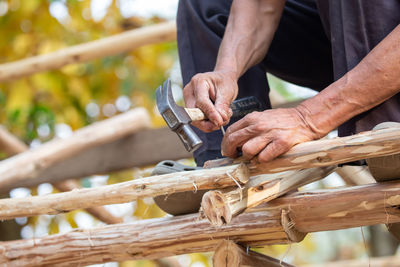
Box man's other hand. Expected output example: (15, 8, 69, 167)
(221, 108, 319, 163)
(183, 70, 238, 132)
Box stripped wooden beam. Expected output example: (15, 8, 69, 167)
(0, 108, 151, 192)
(0, 125, 123, 224)
(201, 166, 335, 226)
(213, 240, 294, 267)
(0, 22, 176, 82)
(205, 127, 400, 175)
(0, 164, 249, 220)
(1, 181, 400, 266)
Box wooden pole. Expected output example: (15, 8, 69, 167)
(201, 166, 335, 226)
(336, 165, 375, 186)
(0, 126, 122, 224)
(1, 181, 400, 266)
(0, 108, 151, 192)
(0, 21, 176, 82)
(213, 240, 294, 267)
(205, 127, 400, 175)
(302, 256, 400, 267)
(0, 164, 249, 220)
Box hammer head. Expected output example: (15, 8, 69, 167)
(156, 79, 203, 152)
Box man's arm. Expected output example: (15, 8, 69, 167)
(222, 24, 400, 162)
(183, 0, 286, 132)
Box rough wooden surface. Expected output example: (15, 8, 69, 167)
(0, 22, 176, 82)
(201, 166, 335, 226)
(1, 181, 400, 266)
(0, 108, 151, 192)
(53, 180, 123, 224)
(302, 256, 400, 267)
(0, 126, 123, 224)
(213, 240, 294, 267)
(0, 164, 249, 220)
(0, 127, 191, 193)
(206, 127, 400, 175)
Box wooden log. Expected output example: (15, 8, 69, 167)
(0, 126, 123, 224)
(302, 256, 400, 267)
(2, 181, 400, 266)
(0, 108, 151, 192)
(201, 166, 335, 226)
(0, 127, 191, 193)
(205, 127, 400, 175)
(213, 240, 294, 267)
(0, 126, 27, 156)
(336, 165, 376, 186)
(0, 164, 249, 220)
(0, 22, 176, 82)
(53, 180, 123, 224)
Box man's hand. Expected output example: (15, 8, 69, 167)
(183, 70, 238, 132)
(221, 107, 320, 163)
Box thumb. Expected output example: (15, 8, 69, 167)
(215, 89, 234, 122)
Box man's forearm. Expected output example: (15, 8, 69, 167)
(215, 0, 286, 79)
(298, 24, 400, 137)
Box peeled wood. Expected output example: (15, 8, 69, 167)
(0, 22, 176, 82)
(213, 240, 294, 267)
(336, 165, 376, 186)
(202, 166, 335, 226)
(0, 164, 249, 220)
(0, 108, 151, 192)
(2, 181, 400, 266)
(0, 127, 123, 224)
(53, 180, 123, 224)
(302, 256, 400, 267)
(205, 127, 400, 175)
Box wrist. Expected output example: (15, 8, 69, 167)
(294, 103, 331, 139)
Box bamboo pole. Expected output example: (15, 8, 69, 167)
(0, 21, 176, 82)
(0, 126, 123, 224)
(336, 165, 376, 186)
(213, 240, 294, 267)
(1, 181, 400, 266)
(201, 166, 335, 226)
(205, 127, 400, 175)
(0, 164, 249, 220)
(0, 108, 151, 192)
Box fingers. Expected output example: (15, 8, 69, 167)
(256, 138, 291, 163)
(241, 136, 271, 160)
(221, 127, 253, 157)
(194, 80, 224, 127)
(215, 84, 236, 124)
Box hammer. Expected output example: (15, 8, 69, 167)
(156, 79, 261, 152)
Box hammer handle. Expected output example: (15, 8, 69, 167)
(185, 108, 206, 121)
(185, 96, 262, 122)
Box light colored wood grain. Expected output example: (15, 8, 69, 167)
(0, 164, 249, 220)
(0, 22, 176, 82)
(2, 181, 400, 266)
(213, 240, 294, 267)
(0, 108, 151, 192)
(201, 166, 335, 226)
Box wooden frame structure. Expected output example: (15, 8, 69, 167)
(0, 21, 399, 266)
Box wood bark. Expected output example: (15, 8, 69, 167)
(0, 22, 176, 82)
(0, 126, 123, 224)
(201, 166, 335, 226)
(0, 108, 151, 192)
(0, 164, 249, 220)
(212, 240, 294, 267)
(1, 181, 400, 266)
(204, 127, 400, 175)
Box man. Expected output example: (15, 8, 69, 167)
(174, 0, 400, 237)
